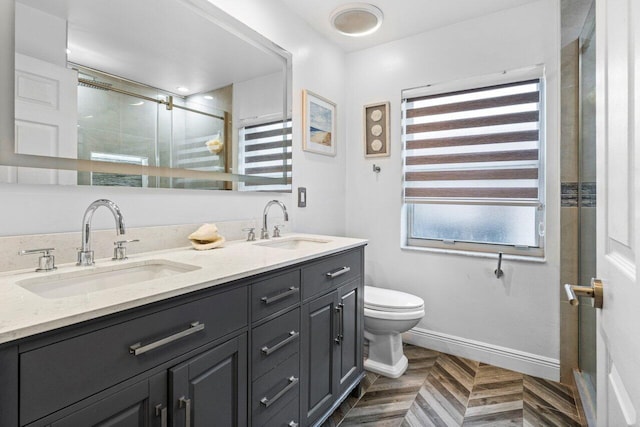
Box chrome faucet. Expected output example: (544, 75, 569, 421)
(77, 199, 126, 266)
(261, 200, 289, 239)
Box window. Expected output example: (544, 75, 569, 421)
(402, 73, 545, 256)
(238, 119, 292, 192)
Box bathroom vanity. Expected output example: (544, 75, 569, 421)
(0, 235, 366, 427)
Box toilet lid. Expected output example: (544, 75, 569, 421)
(364, 286, 424, 312)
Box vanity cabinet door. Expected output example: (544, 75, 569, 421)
(169, 334, 247, 427)
(50, 372, 167, 427)
(300, 291, 340, 426)
(337, 279, 363, 396)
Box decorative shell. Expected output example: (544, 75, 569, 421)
(205, 138, 224, 154)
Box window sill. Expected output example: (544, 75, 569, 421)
(400, 244, 547, 263)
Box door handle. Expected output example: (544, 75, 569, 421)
(564, 278, 603, 308)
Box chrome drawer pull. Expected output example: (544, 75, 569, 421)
(261, 331, 299, 356)
(260, 376, 299, 408)
(326, 266, 350, 279)
(261, 286, 299, 305)
(129, 322, 205, 356)
(288, 422, 299, 427)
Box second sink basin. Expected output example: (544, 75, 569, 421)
(17, 259, 201, 299)
(254, 236, 330, 250)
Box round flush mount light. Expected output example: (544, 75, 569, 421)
(330, 3, 383, 37)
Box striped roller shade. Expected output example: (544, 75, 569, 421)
(239, 120, 292, 191)
(403, 79, 541, 204)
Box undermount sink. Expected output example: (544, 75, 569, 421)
(17, 260, 200, 299)
(254, 236, 330, 250)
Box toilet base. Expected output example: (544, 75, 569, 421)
(364, 331, 409, 378)
(364, 354, 408, 378)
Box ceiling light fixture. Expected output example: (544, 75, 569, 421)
(330, 3, 383, 37)
(204, 95, 214, 100)
(176, 86, 189, 93)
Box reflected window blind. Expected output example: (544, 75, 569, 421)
(239, 120, 292, 192)
(403, 79, 541, 204)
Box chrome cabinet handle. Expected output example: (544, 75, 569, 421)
(179, 396, 191, 427)
(155, 404, 167, 427)
(260, 376, 299, 408)
(261, 286, 299, 305)
(129, 322, 205, 356)
(326, 266, 350, 279)
(261, 331, 299, 356)
(338, 303, 345, 342)
(335, 304, 343, 345)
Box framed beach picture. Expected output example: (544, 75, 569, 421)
(302, 90, 336, 156)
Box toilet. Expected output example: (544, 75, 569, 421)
(364, 286, 425, 378)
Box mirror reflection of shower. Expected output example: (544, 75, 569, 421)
(75, 66, 231, 190)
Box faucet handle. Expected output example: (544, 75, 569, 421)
(242, 228, 256, 241)
(273, 224, 285, 238)
(113, 239, 139, 261)
(19, 248, 57, 272)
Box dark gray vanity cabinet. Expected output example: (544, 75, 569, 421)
(1, 245, 365, 427)
(300, 250, 364, 427)
(49, 373, 167, 427)
(170, 334, 247, 427)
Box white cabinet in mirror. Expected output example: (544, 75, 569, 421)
(0, 0, 292, 192)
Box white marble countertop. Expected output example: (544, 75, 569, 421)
(0, 233, 367, 345)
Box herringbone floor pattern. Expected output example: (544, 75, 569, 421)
(322, 344, 586, 427)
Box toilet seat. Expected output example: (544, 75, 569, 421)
(364, 286, 424, 312)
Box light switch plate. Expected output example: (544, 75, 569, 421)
(298, 187, 307, 207)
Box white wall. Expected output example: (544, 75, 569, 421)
(344, 0, 562, 378)
(0, 0, 347, 237)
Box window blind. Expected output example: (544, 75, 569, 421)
(403, 79, 541, 204)
(238, 120, 292, 192)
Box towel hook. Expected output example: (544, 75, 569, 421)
(494, 252, 504, 278)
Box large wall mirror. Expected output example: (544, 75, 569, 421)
(0, 0, 292, 192)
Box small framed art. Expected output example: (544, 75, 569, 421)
(364, 102, 390, 157)
(302, 89, 336, 156)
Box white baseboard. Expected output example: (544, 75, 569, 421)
(403, 327, 560, 381)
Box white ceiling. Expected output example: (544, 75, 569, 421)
(278, 0, 542, 52)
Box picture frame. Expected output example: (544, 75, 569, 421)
(363, 101, 390, 157)
(302, 89, 337, 156)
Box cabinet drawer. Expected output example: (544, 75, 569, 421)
(261, 395, 299, 427)
(252, 270, 300, 322)
(252, 308, 300, 380)
(252, 353, 299, 426)
(20, 285, 248, 426)
(302, 249, 362, 300)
